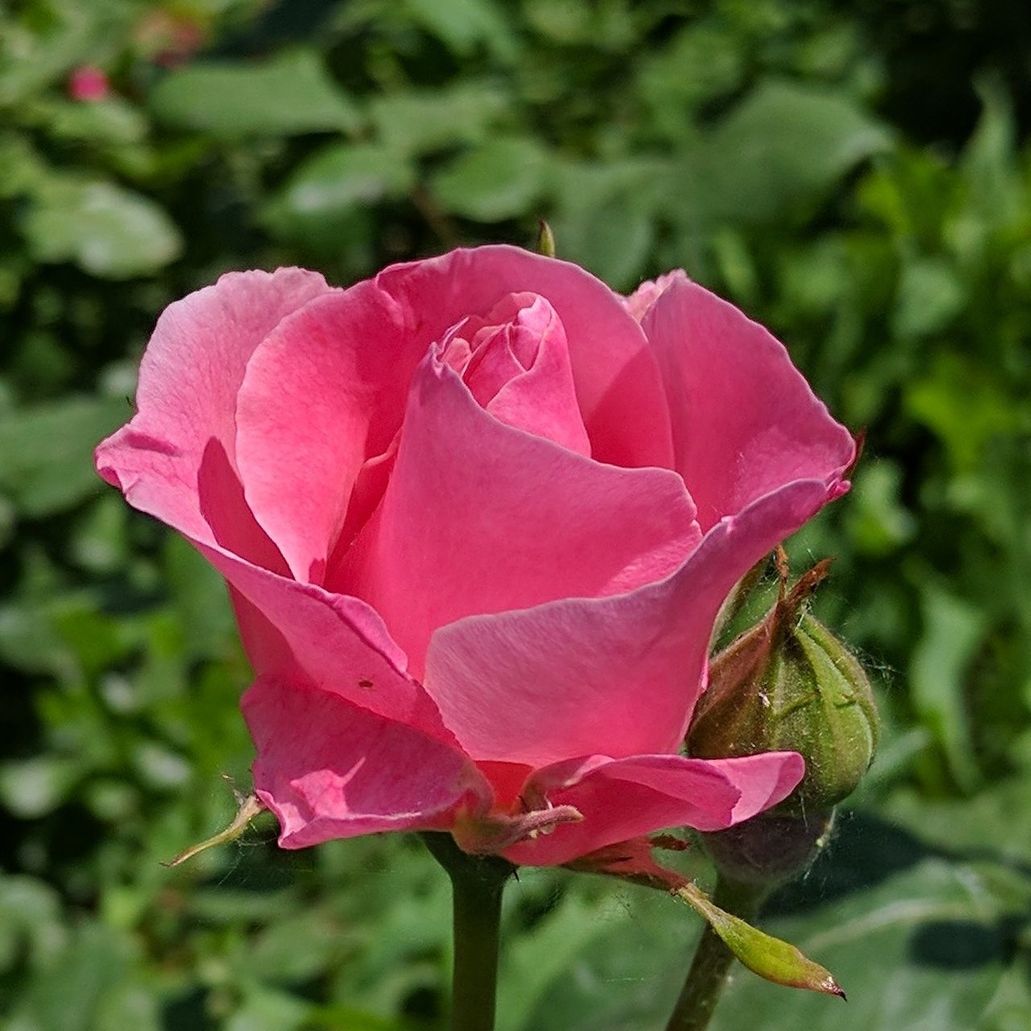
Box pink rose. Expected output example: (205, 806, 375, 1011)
(96, 246, 854, 866)
(68, 65, 111, 102)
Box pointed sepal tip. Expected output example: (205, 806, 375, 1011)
(162, 790, 265, 868)
(676, 880, 846, 1000)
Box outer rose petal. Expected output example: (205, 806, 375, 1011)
(643, 276, 856, 530)
(424, 478, 844, 769)
(244, 675, 491, 849)
(375, 245, 676, 468)
(623, 271, 683, 322)
(503, 751, 804, 867)
(234, 283, 422, 583)
(336, 353, 701, 679)
(94, 268, 332, 568)
(193, 540, 453, 743)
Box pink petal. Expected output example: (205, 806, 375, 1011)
(444, 292, 591, 455)
(95, 268, 332, 568)
(643, 276, 856, 530)
(244, 674, 491, 849)
(333, 353, 701, 679)
(504, 751, 804, 867)
(234, 284, 425, 583)
(623, 271, 684, 322)
(424, 478, 842, 769)
(106, 428, 455, 740)
(194, 539, 452, 743)
(375, 245, 675, 468)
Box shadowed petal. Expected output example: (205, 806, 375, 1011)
(504, 751, 804, 867)
(194, 539, 453, 743)
(244, 675, 491, 849)
(234, 283, 424, 583)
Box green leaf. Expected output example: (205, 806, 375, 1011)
(22, 179, 182, 279)
(845, 459, 917, 556)
(497, 887, 614, 1031)
(511, 880, 698, 1031)
(961, 78, 1023, 230)
(883, 775, 1031, 865)
(14, 920, 132, 1031)
(892, 257, 965, 337)
(29, 97, 147, 146)
(268, 143, 415, 229)
(262, 143, 388, 260)
(0, 396, 128, 515)
(552, 204, 654, 290)
(93, 984, 160, 1031)
(0, 874, 64, 971)
(550, 158, 667, 287)
(163, 533, 235, 662)
(0, 133, 49, 199)
(709, 228, 760, 307)
(0, 598, 77, 681)
(905, 354, 1023, 471)
(0, 756, 81, 818)
(523, 0, 636, 49)
(522, 0, 597, 44)
(638, 22, 745, 130)
(369, 80, 510, 157)
(244, 909, 348, 984)
(68, 494, 129, 574)
(149, 50, 360, 138)
(911, 586, 987, 791)
(710, 858, 1014, 1031)
(431, 137, 550, 222)
(403, 0, 518, 60)
(225, 988, 312, 1031)
(856, 148, 954, 242)
(676, 81, 892, 226)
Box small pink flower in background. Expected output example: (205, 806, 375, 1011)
(67, 65, 110, 102)
(95, 246, 855, 867)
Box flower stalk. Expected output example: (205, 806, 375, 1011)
(421, 832, 516, 1031)
(665, 877, 763, 1031)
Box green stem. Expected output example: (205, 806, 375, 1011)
(421, 833, 515, 1031)
(665, 877, 764, 1031)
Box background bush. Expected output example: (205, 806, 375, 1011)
(1, 1, 1029, 1028)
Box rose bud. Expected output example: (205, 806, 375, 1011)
(688, 556, 878, 886)
(96, 249, 856, 868)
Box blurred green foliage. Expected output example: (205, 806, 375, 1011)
(1, 0, 1029, 1028)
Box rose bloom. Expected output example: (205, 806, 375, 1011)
(67, 65, 111, 102)
(96, 246, 854, 866)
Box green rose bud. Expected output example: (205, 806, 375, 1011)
(689, 557, 878, 812)
(688, 554, 878, 888)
